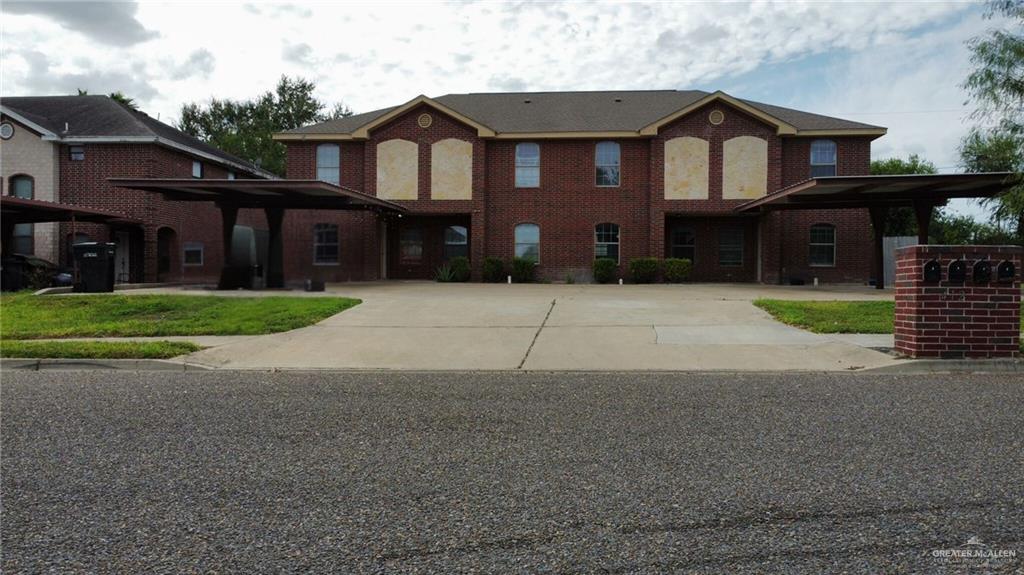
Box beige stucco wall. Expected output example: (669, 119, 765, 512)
(430, 138, 472, 200)
(664, 136, 709, 200)
(0, 117, 60, 261)
(376, 139, 418, 200)
(722, 136, 767, 200)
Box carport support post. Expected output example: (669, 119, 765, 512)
(264, 207, 285, 289)
(869, 205, 888, 290)
(914, 200, 935, 245)
(217, 203, 239, 290)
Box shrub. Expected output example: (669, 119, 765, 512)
(482, 257, 505, 283)
(663, 258, 693, 283)
(511, 257, 536, 283)
(434, 264, 456, 282)
(630, 257, 660, 284)
(593, 258, 617, 284)
(448, 256, 471, 282)
(564, 273, 575, 284)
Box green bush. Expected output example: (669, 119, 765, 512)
(434, 264, 456, 282)
(482, 257, 505, 283)
(511, 257, 536, 283)
(564, 273, 575, 284)
(448, 256, 471, 282)
(630, 258, 660, 284)
(663, 258, 693, 283)
(593, 258, 617, 284)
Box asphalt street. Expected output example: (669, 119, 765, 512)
(3, 370, 1023, 574)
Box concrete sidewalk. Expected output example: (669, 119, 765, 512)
(172, 283, 901, 371)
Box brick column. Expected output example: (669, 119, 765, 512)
(894, 245, 1021, 359)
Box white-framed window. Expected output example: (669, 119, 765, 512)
(595, 141, 621, 186)
(718, 227, 744, 267)
(515, 143, 540, 188)
(192, 160, 203, 178)
(514, 223, 540, 263)
(444, 225, 468, 260)
(183, 242, 204, 266)
(316, 144, 341, 185)
(399, 228, 423, 263)
(10, 174, 33, 199)
(313, 223, 339, 265)
(670, 227, 696, 262)
(595, 223, 620, 263)
(810, 140, 837, 178)
(9, 175, 35, 255)
(809, 223, 836, 267)
(227, 171, 236, 180)
(69, 145, 85, 161)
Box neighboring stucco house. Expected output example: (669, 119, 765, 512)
(0, 95, 270, 283)
(273, 90, 886, 283)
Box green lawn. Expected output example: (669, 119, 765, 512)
(753, 299, 897, 334)
(0, 340, 202, 359)
(0, 293, 360, 339)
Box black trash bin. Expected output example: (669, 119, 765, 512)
(73, 242, 116, 293)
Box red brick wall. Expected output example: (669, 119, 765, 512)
(894, 245, 1021, 358)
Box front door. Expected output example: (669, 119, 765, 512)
(114, 231, 131, 283)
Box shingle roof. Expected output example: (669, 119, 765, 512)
(0, 95, 270, 177)
(281, 90, 885, 136)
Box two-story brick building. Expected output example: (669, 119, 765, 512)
(0, 95, 271, 284)
(272, 90, 886, 284)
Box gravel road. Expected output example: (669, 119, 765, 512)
(3, 370, 1022, 574)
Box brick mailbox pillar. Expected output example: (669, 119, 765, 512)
(894, 245, 1021, 359)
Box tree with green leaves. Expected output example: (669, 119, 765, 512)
(869, 154, 938, 236)
(76, 89, 140, 110)
(959, 0, 1024, 239)
(178, 76, 352, 176)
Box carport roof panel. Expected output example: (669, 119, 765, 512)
(0, 195, 141, 224)
(735, 172, 1019, 211)
(108, 178, 408, 212)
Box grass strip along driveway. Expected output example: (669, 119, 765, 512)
(0, 293, 360, 339)
(753, 300, 896, 334)
(1, 340, 202, 359)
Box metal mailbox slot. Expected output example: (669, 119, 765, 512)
(973, 260, 992, 284)
(948, 259, 967, 283)
(997, 260, 1015, 283)
(922, 259, 941, 283)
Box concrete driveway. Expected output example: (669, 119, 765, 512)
(180, 282, 899, 371)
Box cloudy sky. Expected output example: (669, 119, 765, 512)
(1, 1, 1010, 216)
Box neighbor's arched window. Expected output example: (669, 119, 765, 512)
(316, 144, 341, 184)
(810, 140, 837, 177)
(515, 143, 540, 188)
(809, 223, 836, 267)
(444, 225, 468, 259)
(595, 141, 620, 186)
(514, 223, 540, 263)
(595, 223, 620, 264)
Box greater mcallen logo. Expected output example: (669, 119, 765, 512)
(931, 536, 1017, 568)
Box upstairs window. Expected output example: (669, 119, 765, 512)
(810, 140, 837, 178)
(718, 227, 744, 267)
(227, 171, 236, 180)
(10, 175, 33, 199)
(595, 141, 621, 186)
(444, 225, 468, 260)
(514, 223, 540, 263)
(809, 224, 836, 267)
(69, 145, 85, 161)
(192, 160, 203, 178)
(313, 223, 340, 265)
(316, 144, 341, 185)
(595, 223, 620, 264)
(515, 143, 540, 188)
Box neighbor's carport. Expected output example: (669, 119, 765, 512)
(1, 195, 140, 255)
(735, 172, 1019, 289)
(109, 179, 407, 289)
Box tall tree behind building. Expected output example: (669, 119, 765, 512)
(869, 154, 938, 236)
(179, 76, 352, 177)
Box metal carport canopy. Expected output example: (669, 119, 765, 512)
(109, 178, 407, 289)
(733, 172, 1019, 289)
(1, 195, 140, 224)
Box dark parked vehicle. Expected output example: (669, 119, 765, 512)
(0, 254, 73, 292)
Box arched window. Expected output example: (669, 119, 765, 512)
(313, 223, 339, 265)
(809, 224, 836, 267)
(595, 141, 620, 186)
(10, 175, 34, 255)
(595, 223, 620, 263)
(810, 140, 837, 177)
(514, 223, 540, 263)
(316, 144, 341, 184)
(444, 225, 468, 259)
(515, 143, 540, 188)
